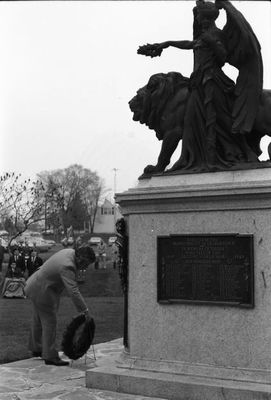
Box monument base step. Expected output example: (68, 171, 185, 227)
(86, 357, 271, 400)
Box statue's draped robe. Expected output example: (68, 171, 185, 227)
(177, 27, 258, 171)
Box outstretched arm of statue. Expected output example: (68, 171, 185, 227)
(163, 40, 195, 50)
(138, 40, 194, 57)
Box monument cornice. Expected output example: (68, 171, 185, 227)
(116, 169, 271, 214)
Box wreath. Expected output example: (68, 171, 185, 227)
(137, 43, 163, 58)
(61, 314, 95, 360)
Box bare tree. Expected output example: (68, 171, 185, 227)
(0, 172, 60, 247)
(38, 164, 105, 234)
(81, 179, 105, 233)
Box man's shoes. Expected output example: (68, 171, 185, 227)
(32, 351, 42, 357)
(44, 358, 69, 366)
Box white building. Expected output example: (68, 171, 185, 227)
(93, 198, 122, 234)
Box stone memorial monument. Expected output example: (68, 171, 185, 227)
(86, 1, 271, 399)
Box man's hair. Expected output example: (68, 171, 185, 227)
(76, 245, 96, 264)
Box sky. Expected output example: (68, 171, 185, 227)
(0, 1, 271, 199)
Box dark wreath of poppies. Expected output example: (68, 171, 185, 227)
(61, 314, 95, 360)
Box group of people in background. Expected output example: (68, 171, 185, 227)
(6, 246, 43, 279)
(61, 234, 119, 270)
(93, 239, 119, 270)
(0, 231, 120, 299)
(0, 241, 44, 298)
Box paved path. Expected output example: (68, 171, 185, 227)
(0, 338, 166, 400)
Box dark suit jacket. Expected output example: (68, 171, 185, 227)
(6, 254, 25, 278)
(0, 245, 5, 263)
(25, 248, 88, 313)
(26, 255, 43, 277)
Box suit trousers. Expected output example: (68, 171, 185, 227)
(28, 299, 59, 360)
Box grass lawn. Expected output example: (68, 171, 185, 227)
(0, 244, 124, 363)
(0, 296, 124, 364)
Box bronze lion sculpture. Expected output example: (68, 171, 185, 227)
(129, 72, 271, 175)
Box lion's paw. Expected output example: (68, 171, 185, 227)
(143, 164, 164, 174)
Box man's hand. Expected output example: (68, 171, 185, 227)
(83, 309, 92, 322)
(85, 313, 91, 323)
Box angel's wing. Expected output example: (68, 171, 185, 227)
(218, 0, 263, 134)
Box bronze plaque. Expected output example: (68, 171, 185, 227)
(157, 234, 254, 308)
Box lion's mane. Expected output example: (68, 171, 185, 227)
(129, 72, 189, 140)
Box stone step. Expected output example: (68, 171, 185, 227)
(86, 362, 271, 400)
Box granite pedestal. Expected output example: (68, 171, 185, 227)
(86, 168, 271, 399)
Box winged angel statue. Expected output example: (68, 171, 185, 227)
(129, 0, 271, 174)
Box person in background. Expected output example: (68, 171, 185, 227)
(26, 248, 43, 277)
(22, 243, 32, 276)
(75, 236, 83, 248)
(61, 237, 68, 247)
(67, 225, 74, 238)
(24, 245, 96, 366)
(97, 240, 107, 269)
(6, 247, 25, 278)
(0, 239, 5, 273)
(67, 237, 74, 248)
(17, 238, 24, 254)
(2, 247, 27, 299)
(111, 241, 118, 269)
